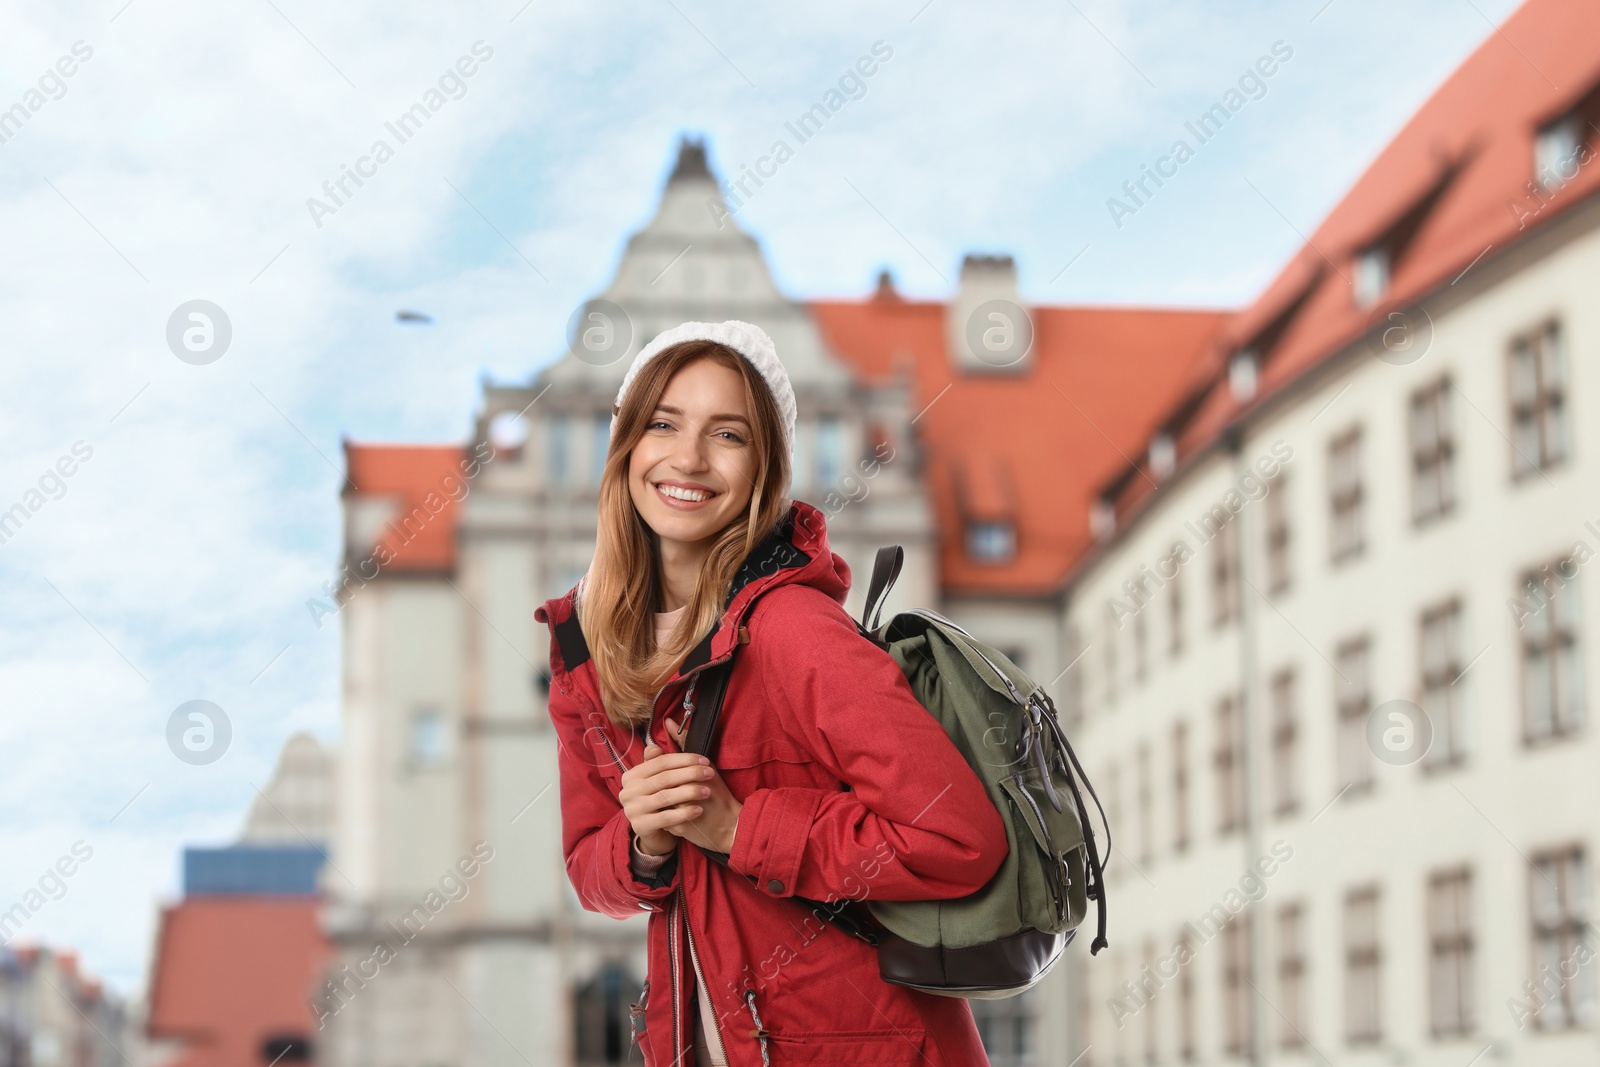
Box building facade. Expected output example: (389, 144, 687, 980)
(1063, 0, 1600, 1062)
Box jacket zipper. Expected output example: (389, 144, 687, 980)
(596, 650, 740, 1065)
(667, 891, 682, 1060)
(594, 677, 676, 775)
(679, 882, 729, 1065)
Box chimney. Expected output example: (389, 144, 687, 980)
(947, 254, 1033, 373)
(874, 268, 900, 301)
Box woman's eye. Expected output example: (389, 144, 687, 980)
(647, 420, 672, 430)
(715, 430, 747, 444)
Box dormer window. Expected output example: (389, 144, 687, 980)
(1090, 498, 1116, 541)
(1535, 115, 1582, 191)
(1228, 351, 1258, 403)
(967, 520, 1016, 563)
(1149, 433, 1176, 479)
(1353, 247, 1389, 307)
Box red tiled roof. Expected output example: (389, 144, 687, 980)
(343, 442, 470, 572)
(1101, 0, 1600, 529)
(146, 897, 330, 1067)
(811, 298, 1230, 594)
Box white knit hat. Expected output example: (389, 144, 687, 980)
(612, 320, 797, 462)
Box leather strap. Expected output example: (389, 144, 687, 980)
(681, 642, 881, 947)
(861, 545, 904, 632)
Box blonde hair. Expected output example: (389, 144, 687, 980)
(579, 340, 791, 725)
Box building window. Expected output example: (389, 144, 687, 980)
(409, 707, 446, 767)
(1535, 115, 1583, 191)
(1177, 929, 1197, 1061)
(1212, 516, 1241, 628)
(1509, 319, 1569, 480)
(591, 412, 611, 486)
(1520, 559, 1585, 743)
(1410, 378, 1456, 524)
(1529, 846, 1594, 1031)
(967, 520, 1017, 563)
(574, 961, 639, 1064)
(1141, 940, 1159, 1065)
(1420, 599, 1467, 768)
(1103, 606, 1119, 709)
(1136, 743, 1152, 866)
(1104, 760, 1121, 882)
(1214, 694, 1244, 835)
(816, 414, 843, 489)
(1328, 427, 1365, 564)
(1277, 903, 1308, 1049)
(1172, 721, 1190, 853)
(1428, 867, 1475, 1038)
(1344, 887, 1383, 1044)
(1222, 913, 1255, 1057)
(791, 419, 811, 490)
(971, 994, 1034, 1067)
(1167, 548, 1185, 657)
(1062, 624, 1085, 728)
(1265, 474, 1291, 594)
(1073, 952, 1095, 1067)
(1353, 247, 1389, 306)
(1133, 605, 1148, 683)
(1334, 637, 1373, 796)
(546, 413, 569, 487)
(1270, 668, 1299, 816)
(1229, 350, 1259, 402)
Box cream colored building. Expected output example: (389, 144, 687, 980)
(1062, 0, 1600, 1063)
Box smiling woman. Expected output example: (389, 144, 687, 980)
(542, 320, 1004, 1067)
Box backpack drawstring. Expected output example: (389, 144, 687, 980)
(742, 988, 771, 1066)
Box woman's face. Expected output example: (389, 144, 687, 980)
(628, 357, 758, 548)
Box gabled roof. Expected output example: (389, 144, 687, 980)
(342, 442, 470, 573)
(146, 897, 329, 1067)
(811, 297, 1230, 594)
(1097, 0, 1600, 531)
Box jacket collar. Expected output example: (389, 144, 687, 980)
(537, 499, 849, 683)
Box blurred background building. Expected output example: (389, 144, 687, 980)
(1065, 0, 1600, 1063)
(141, 733, 333, 1067)
(0, 944, 126, 1067)
(275, 0, 1600, 1063)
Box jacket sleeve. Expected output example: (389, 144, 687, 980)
(548, 678, 682, 917)
(726, 585, 1008, 904)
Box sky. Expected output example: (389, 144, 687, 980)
(0, 0, 1522, 999)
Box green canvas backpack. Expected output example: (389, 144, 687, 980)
(686, 545, 1110, 999)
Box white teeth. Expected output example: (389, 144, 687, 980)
(658, 483, 710, 502)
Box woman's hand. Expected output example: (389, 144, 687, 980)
(618, 743, 715, 857)
(664, 717, 743, 854)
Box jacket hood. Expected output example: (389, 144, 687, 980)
(537, 498, 851, 683)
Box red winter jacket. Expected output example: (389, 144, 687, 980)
(537, 499, 1008, 1067)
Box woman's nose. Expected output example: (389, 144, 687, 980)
(671, 428, 710, 470)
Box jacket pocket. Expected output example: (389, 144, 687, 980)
(765, 1028, 929, 1065)
(714, 738, 817, 795)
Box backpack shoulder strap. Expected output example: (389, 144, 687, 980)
(861, 545, 904, 632)
(680, 610, 883, 948)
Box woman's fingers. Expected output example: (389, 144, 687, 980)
(627, 782, 711, 813)
(665, 716, 688, 747)
(622, 762, 712, 801)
